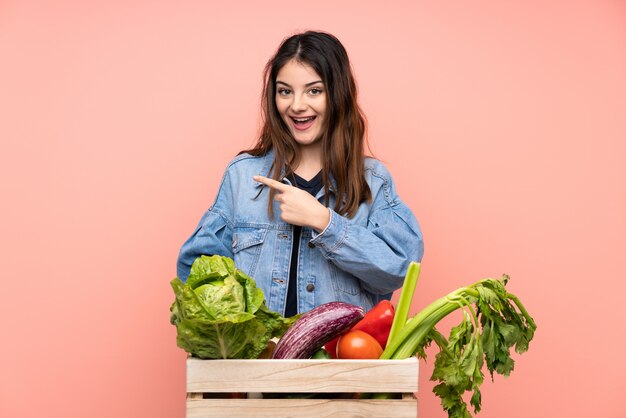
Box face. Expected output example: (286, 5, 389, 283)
(275, 59, 327, 147)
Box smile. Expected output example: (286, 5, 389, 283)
(290, 116, 317, 131)
(291, 116, 316, 124)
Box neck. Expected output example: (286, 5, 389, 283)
(294, 142, 322, 180)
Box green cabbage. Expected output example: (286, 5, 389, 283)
(170, 255, 296, 359)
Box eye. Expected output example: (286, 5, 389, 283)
(277, 88, 291, 96)
(308, 87, 323, 96)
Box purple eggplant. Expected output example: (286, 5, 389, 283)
(272, 302, 365, 359)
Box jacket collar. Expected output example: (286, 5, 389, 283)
(253, 148, 340, 199)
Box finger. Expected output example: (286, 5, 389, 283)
(253, 175, 289, 192)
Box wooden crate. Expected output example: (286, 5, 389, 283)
(186, 357, 418, 417)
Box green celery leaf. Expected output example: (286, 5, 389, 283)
(470, 387, 482, 413)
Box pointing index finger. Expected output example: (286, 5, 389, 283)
(253, 175, 289, 191)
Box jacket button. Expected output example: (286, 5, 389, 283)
(307, 241, 315, 248)
(306, 283, 315, 292)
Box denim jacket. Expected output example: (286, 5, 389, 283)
(176, 149, 424, 314)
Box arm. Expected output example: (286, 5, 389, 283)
(252, 175, 330, 232)
(176, 171, 234, 281)
(310, 175, 424, 295)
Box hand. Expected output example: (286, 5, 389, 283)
(253, 175, 330, 232)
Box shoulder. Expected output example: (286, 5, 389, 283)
(364, 157, 394, 184)
(224, 152, 272, 176)
(212, 152, 271, 199)
(226, 152, 264, 168)
(364, 157, 404, 207)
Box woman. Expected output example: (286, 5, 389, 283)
(177, 31, 423, 316)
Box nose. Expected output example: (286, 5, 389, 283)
(291, 92, 308, 112)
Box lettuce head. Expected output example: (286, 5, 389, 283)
(170, 255, 296, 359)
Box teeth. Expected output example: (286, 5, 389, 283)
(293, 117, 314, 122)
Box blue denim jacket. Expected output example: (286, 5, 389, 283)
(177, 149, 424, 314)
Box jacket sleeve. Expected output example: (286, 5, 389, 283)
(176, 170, 234, 282)
(309, 170, 424, 295)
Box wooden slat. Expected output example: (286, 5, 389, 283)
(187, 398, 418, 418)
(187, 358, 419, 393)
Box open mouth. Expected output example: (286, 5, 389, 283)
(290, 116, 316, 131)
(291, 116, 316, 124)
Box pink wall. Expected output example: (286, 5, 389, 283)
(1, 1, 625, 417)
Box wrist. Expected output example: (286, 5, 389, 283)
(312, 207, 331, 233)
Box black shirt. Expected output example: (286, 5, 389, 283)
(284, 171, 323, 317)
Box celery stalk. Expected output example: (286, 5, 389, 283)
(386, 262, 421, 346)
(380, 273, 537, 417)
(381, 294, 463, 359)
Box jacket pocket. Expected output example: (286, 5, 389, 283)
(329, 262, 360, 296)
(232, 226, 268, 279)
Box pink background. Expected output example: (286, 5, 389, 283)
(1, 1, 625, 417)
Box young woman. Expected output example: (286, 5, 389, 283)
(177, 31, 423, 316)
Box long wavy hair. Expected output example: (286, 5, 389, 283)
(241, 30, 371, 218)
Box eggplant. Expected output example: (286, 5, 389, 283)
(272, 302, 365, 359)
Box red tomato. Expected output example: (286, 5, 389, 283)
(337, 330, 383, 359)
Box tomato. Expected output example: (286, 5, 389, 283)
(336, 330, 383, 359)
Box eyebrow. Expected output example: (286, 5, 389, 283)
(276, 80, 323, 87)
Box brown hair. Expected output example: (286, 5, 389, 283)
(241, 30, 371, 218)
